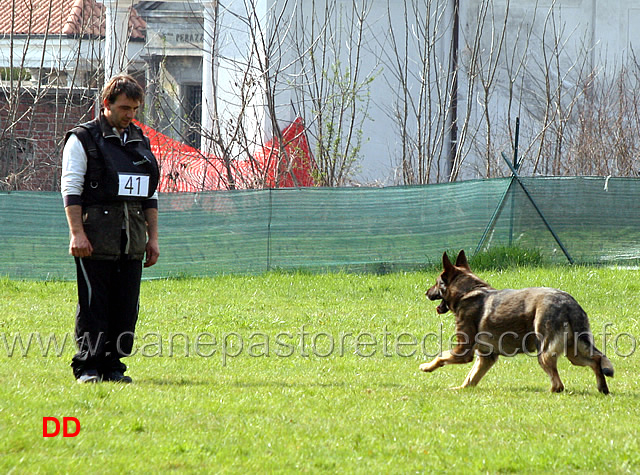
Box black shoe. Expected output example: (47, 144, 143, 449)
(77, 369, 100, 384)
(102, 370, 133, 383)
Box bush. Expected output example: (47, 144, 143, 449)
(468, 246, 545, 270)
(0, 67, 31, 81)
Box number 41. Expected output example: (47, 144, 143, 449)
(125, 176, 141, 194)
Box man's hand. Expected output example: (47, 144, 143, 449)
(143, 207, 159, 267)
(65, 205, 93, 258)
(144, 238, 159, 267)
(69, 231, 94, 258)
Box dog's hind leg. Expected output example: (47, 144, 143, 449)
(570, 353, 610, 395)
(590, 354, 610, 395)
(456, 352, 499, 389)
(567, 339, 611, 395)
(535, 328, 565, 393)
(538, 350, 564, 393)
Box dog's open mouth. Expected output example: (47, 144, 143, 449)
(426, 286, 449, 314)
(436, 300, 449, 314)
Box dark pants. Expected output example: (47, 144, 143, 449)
(71, 254, 142, 378)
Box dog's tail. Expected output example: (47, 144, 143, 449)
(578, 334, 614, 377)
(599, 354, 615, 378)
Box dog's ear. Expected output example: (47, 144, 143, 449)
(455, 250, 471, 270)
(443, 251, 454, 273)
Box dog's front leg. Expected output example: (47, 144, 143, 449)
(453, 352, 499, 389)
(419, 351, 451, 372)
(419, 348, 474, 372)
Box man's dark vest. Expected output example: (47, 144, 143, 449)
(66, 115, 159, 206)
(65, 115, 160, 260)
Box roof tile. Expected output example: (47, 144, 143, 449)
(0, 0, 145, 39)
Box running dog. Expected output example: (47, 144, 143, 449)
(420, 250, 614, 394)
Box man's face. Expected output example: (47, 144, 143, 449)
(103, 94, 140, 132)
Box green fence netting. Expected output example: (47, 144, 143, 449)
(1, 177, 639, 280)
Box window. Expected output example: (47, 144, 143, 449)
(184, 84, 202, 149)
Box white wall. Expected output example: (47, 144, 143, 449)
(261, 0, 640, 183)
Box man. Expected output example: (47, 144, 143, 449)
(61, 74, 160, 383)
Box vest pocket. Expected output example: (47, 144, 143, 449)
(126, 202, 147, 259)
(82, 204, 123, 259)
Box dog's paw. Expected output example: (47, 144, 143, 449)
(419, 362, 435, 372)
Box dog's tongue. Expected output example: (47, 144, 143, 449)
(436, 301, 448, 314)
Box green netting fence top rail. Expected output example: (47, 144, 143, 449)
(2, 176, 640, 280)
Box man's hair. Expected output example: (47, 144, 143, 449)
(102, 74, 144, 105)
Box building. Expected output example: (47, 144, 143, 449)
(3, 0, 640, 191)
(0, 0, 146, 190)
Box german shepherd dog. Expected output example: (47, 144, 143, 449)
(420, 250, 614, 394)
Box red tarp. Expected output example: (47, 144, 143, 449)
(136, 118, 316, 192)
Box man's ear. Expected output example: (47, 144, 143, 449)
(455, 250, 471, 271)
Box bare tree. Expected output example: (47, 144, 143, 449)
(288, 0, 377, 186)
(180, 0, 371, 190)
(5, 0, 640, 193)
(471, 0, 510, 178)
(379, 0, 454, 184)
(562, 59, 640, 177)
(0, 0, 101, 191)
(382, 0, 640, 183)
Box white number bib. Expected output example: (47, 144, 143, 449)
(118, 173, 150, 197)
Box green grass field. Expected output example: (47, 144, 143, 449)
(1, 266, 639, 473)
